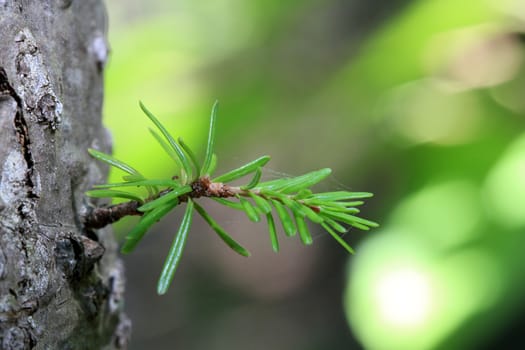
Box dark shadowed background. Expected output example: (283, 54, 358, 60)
(102, 0, 525, 349)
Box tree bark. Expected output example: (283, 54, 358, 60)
(0, 1, 129, 349)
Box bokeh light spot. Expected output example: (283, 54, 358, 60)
(345, 228, 503, 350)
(375, 268, 432, 326)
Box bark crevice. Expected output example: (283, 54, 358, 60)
(0, 67, 36, 201)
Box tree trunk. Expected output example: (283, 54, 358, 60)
(0, 1, 129, 349)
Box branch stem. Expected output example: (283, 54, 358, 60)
(83, 176, 319, 229)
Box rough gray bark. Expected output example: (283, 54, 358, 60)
(0, 1, 129, 349)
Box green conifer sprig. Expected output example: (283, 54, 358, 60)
(85, 101, 378, 295)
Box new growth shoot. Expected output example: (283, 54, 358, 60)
(84, 101, 378, 295)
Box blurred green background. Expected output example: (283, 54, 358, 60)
(103, 0, 525, 349)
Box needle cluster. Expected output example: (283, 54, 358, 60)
(85, 101, 378, 295)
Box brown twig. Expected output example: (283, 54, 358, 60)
(82, 176, 324, 231)
(83, 177, 236, 230)
(83, 200, 142, 229)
